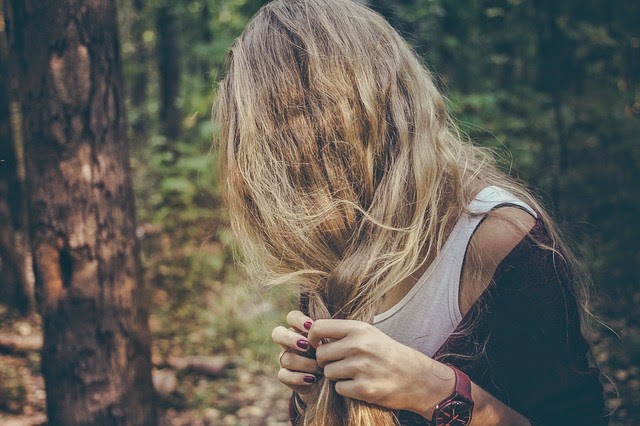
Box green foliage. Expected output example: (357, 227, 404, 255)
(118, 2, 287, 418)
(372, 0, 640, 290)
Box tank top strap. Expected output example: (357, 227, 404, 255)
(468, 186, 537, 217)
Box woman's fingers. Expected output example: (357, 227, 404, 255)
(322, 359, 354, 381)
(315, 339, 349, 367)
(272, 311, 323, 393)
(286, 310, 314, 333)
(278, 367, 319, 388)
(334, 379, 359, 400)
(307, 319, 366, 348)
(271, 325, 312, 352)
(280, 349, 322, 374)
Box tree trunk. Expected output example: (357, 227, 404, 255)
(0, 0, 31, 314)
(5, 0, 157, 424)
(130, 0, 150, 139)
(156, 4, 181, 141)
(534, 0, 573, 214)
(200, 3, 213, 78)
(0, 90, 27, 312)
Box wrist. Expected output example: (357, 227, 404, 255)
(409, 359, 456, 419)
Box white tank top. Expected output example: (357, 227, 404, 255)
(372, 186, 536, 356)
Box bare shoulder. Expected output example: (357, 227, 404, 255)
(459, 207, 537, 315)
(471, 207, 537, 268)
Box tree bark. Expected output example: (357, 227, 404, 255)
(5, 0, 157, 424)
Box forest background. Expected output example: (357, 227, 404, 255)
(0, 0, 638, 425)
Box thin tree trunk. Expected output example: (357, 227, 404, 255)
(130, 0, 149, 139)
(5, 0, 157, 424)
(131, 0, 147, 108)
(0, 0, 31, 314)
(0, 65, 26, 311)
(534, 1, 572, 213)
(156, 4, 181, 141)
(199, 3, 213, 78)
(553, 95, 567, 215)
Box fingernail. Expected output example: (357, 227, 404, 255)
(303, 320, 313, 330)
(297, 339, 309, 350)
(303, 375, 316, 383)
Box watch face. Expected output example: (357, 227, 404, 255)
(434, 400, 472, 426)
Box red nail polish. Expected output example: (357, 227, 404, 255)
(297, 339, 309, 350)
(303, 320, 313, 330)
(303, 375, 316, 383)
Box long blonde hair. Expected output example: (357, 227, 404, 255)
(213, 0, 587, 424)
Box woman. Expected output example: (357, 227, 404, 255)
(214, 0, 606, 424)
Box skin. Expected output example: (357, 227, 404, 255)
(272, 206, 536, 425)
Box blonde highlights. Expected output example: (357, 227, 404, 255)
(214, 0, 586, 424)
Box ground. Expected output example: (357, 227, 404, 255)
(0, 306, 292, 426)
(0, 246, 638, 425)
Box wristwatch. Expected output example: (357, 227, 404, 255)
(431, 365, 474, 426)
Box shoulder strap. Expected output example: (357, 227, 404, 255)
(468, 186, 537, 218)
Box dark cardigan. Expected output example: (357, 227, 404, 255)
(290, 218, 607, 425)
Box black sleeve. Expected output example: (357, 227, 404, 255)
(451, 219, 608, 425)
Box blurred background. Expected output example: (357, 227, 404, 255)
(0, 0, 638, 424)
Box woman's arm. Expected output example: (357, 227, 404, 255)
(436, 207, 606, 425)
(279, 312, 532, 425)
(305, 319, 531, 425)
(286, 208, 536, 423)
(279, 207, 605, 425)
(458, 206, 538, 318)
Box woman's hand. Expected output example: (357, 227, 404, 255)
(307, 319, 456, 418)
(271, 310, 322, 396)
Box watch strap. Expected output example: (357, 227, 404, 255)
(451, 365, 472, 401)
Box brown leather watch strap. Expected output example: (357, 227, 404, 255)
(430, 365, 474, 425)
(450, 365, 472, 401)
